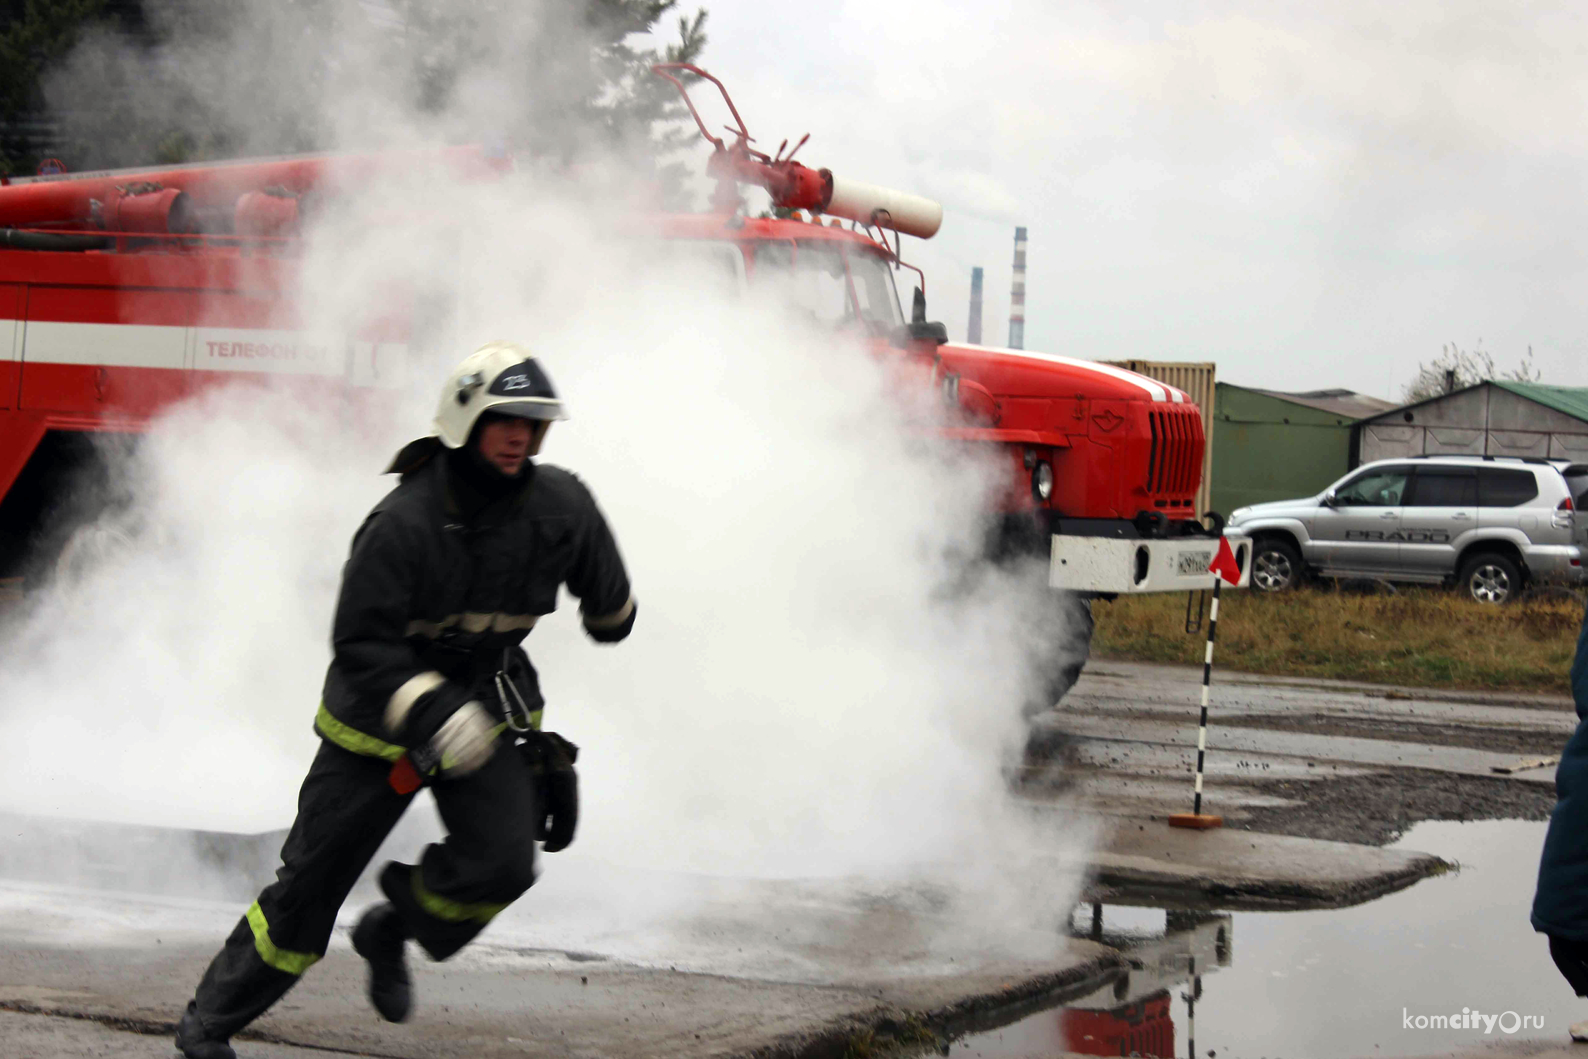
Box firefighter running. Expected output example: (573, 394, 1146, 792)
(175, 342, 638, 1059)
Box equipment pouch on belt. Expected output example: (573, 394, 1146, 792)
(516, 731, 579, 853)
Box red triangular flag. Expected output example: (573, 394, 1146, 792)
(1208, 536, 1242, 585)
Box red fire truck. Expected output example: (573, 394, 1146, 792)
(0, 67, 1247, 702)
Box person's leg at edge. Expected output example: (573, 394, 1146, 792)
(1549, 935, 1588, 1042)
(178, 743, 412, 1054)
(377, 739, 539, 961)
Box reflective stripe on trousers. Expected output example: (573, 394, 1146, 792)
(245, 901, 319, 975)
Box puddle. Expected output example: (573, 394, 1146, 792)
(953, 819, 1576, 1058)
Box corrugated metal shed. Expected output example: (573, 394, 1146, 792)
(1212, 383, 1387, 515)
(1354, 381, 1588, 464)
(1104, 361, 1216, 517)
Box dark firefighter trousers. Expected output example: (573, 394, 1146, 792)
(189, 738, 538, 1041)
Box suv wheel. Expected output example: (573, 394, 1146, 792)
(1251, 539, 1302, 592)
(1458, 553, 1521, 604)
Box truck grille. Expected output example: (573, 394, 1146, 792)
(1147, 405, 1202, 500)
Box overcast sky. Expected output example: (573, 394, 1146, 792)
(674, 1, 1588, 399)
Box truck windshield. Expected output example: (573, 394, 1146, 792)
(753, 239, 902, 332)
(657, 240, 745, 293)
(848, 246, 903, 329)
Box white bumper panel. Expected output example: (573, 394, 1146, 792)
(1048, 534, 1252, 593)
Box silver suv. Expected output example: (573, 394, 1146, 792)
(1226, 456, 1588, 603)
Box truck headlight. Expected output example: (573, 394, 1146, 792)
(1032, 461, 1054, 501)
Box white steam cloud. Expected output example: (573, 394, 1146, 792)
(0, 0, 1092, 968)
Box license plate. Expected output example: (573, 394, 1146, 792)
(1177, 550, 1212, 576)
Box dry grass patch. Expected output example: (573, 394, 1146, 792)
(1092, 587, 1584, 693)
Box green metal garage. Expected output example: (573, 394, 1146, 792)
(1211, 385, 1396, 516)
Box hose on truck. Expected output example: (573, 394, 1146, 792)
(1, 228, 110, 251)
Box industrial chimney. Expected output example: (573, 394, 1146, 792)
(1008, 226, 1027, 349)
(968, 266, 984, 344)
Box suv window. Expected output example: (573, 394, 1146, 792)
(1478, 468, 1539, 507)
(1335, 467, 1410, 506)
(1409, 469, 1477, 507)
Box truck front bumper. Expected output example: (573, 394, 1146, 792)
(1049, 532, 1253, 593)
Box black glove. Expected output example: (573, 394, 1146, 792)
(517, 731, 579, 853)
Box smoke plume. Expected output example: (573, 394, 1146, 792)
(1, 0, 1092, 970)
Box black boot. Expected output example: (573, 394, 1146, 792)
(175, 1001, 236, 1059)
(351, 902, 412, 1022)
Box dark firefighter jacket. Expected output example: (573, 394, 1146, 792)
(314, 451, 635, 762)
(1532, 602, 1588, 939)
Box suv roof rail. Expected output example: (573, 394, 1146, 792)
(1406, 454, 1566, 466)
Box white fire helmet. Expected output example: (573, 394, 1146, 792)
(432, 341, 567, 448)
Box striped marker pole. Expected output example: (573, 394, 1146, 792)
(1170, 578, 1226, 830)
(1194, 580, 1219, 817)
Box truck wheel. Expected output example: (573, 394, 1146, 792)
(1459, 553, 1521, 605)
(1251, 539, 1302, 592)
(1023, 591, 1095, 717)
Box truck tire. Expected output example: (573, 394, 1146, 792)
(1023, 591, 1095, 717)
(1251, 538, 1302, 592)
(1459, 553, 1521, 605)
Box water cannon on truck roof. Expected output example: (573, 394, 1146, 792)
(651, 64, 944, 241)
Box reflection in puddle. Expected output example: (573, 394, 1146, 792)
(953, 820, 1574, 1058)
(1066, 910, 1230, 1058)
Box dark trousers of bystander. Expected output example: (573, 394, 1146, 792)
(1550, 935, 1588, 997)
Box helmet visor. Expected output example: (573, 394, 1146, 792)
(480, 359, 565, 421)
(489, 359, 554, 396)
(480, 397, 565, 421)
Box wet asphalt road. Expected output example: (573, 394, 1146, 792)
(1, 660, 1571, 1058)
(1032, 660, 1574, 846)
